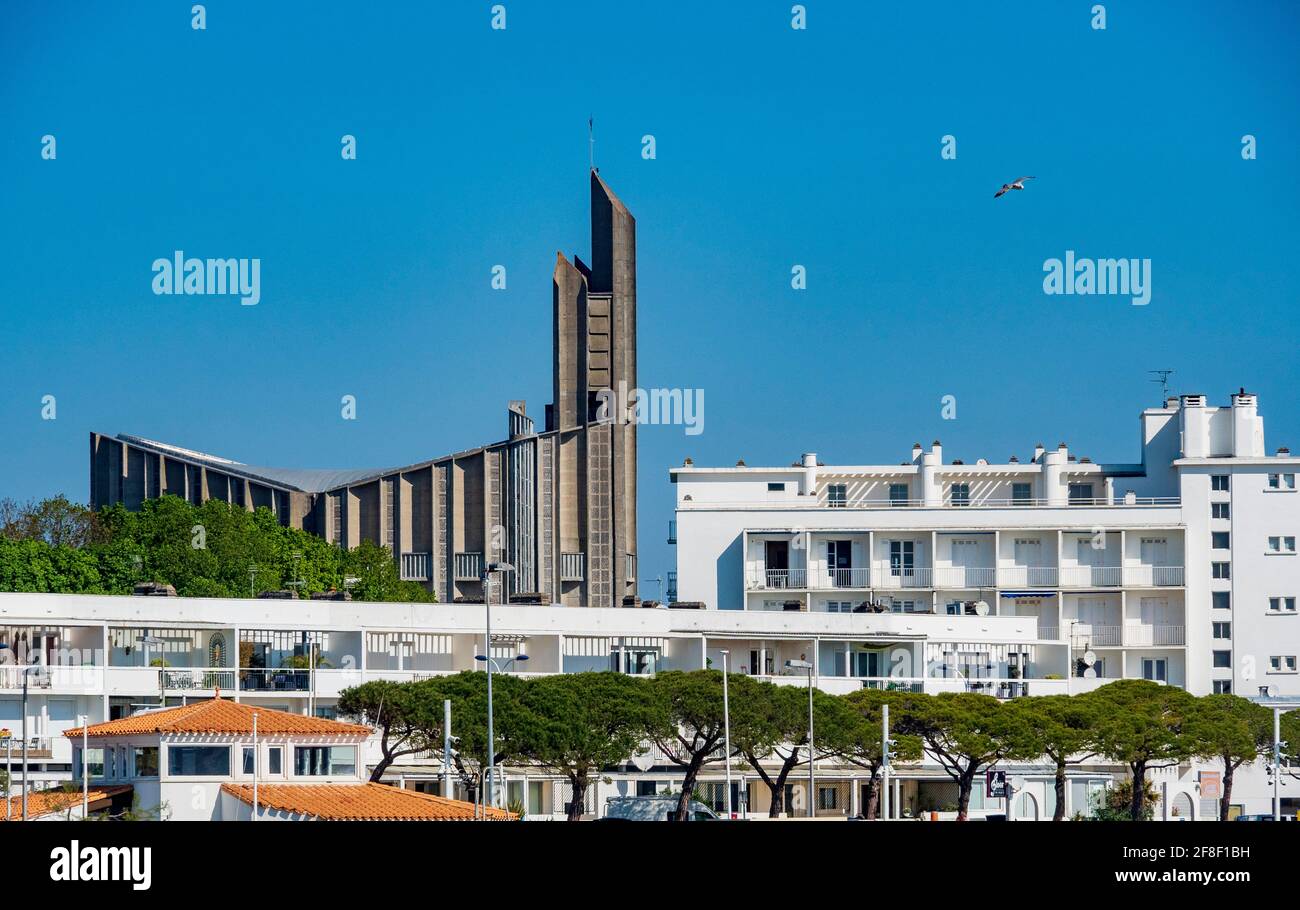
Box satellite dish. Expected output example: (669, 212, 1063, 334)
(1268, 685, 1281, 699)
(1082, 650, 1097, 667)
(1083, 667, 1097, 679)
(974, 601, 990, 616)
(630, 749, 656, 772)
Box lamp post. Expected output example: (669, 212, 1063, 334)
(786, 658, 815, 818)
(720, 650, 733, 819)
(881, 702, 891, 821)
(252, 710, 259, 822)
(80, 715, 88, 817)
(479, 561, 514, 811)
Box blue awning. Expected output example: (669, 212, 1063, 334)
(999, 591, 1057, 598)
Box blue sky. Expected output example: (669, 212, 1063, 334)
(1, 1, 1298, 588)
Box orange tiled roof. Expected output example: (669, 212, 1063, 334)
(2, 785, 132, 821)
(64, 698, 371, 739)
(220, 783, 517, 821)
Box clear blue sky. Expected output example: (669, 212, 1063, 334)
(2, 1, 1298, 589)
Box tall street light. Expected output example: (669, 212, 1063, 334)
(720, 650, 733, 819)
(786, 658, 815, 818)
(480, 560, 513, 811)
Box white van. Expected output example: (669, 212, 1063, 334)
(603, 796, 721, 821)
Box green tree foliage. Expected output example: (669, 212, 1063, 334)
(1188, 693, 1273, 820)
(1006, 695, 1101, 821)
(644, 670, 735, 822)
(1084, 679, 1199, 820)
(0, 494, 431, 602)
(337, 678, 445, 781)
(520, 672, 662, 821)
(827, 689, 923, 819)
(727, 679, 817, 817)
(898, 692, 1034, 821)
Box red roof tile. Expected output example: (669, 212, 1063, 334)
(64, 698, 370, 739)
(220, 783, 517, 821)
(2, 785, 133, 821)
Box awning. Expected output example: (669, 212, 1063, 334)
(999, 591, 1057, 598)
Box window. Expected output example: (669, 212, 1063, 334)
(889, 541, 915, 577)
(767, 482, 786, 492)
(73, 747, 105, 780)
(1270, 656, 1298, 673)
(1213, 680, 1232, 694)
(1212, 562, 1231, 579)
(817, 786, 839, 811)
(1142, 658, 1167, 682)
(383, 478, 396, 549)
(1268, 536, 1297, 554)
(636, 780, 660, 797)
(1269, 596, 1298, 614)
(168, 745, 231, 776)
(243, 747, 255, 774)
(889, 483, 909, 506)
(133, 746, 160, 778)
(294, 746, 356, 777)
(107, 747, 117, 779)
(1211, 475, 1230, 492)
(1212, 622, 1231, 639)
(950, 483, 970, 507)
(826, 484, 847, 507)
(330, 492, 343, 545)
(1268, 473, 1296, 490)
(826, 601, 854, 613)
(1212, 651, 1232, 669)
(268, 747, 282, 775)
(1012, 482, 1033, 504)
(1068, 483, 1094, 504)
(1212, 532, 1230, 549)
(1212, 502, 1230, 519)
(1213, 591, 1231, 610)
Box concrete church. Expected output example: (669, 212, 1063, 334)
(90, 171, 639, 608)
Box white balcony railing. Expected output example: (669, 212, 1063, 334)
(1123, 624, 1186, 646)
(746, 568, 808, 590)
(812, 496, 1180, 510)
(1059, 566, 1122, 588)
(1123, 565, 1185, 587)
(1070, 624, 1122, 646)
(872, 566, 933, 589)
(855, 676, 1070, 697)
(0, 665, 104, 693)
(996, 566, 1059, 588)
(932, 567, 996, 588)
(161, 668, 237, 691)
(820, 567, 870, 589)
(1037, 625, 1060, 641)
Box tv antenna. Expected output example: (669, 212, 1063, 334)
(1149, 369, 1174, 402)
(588, 116, 597, 172)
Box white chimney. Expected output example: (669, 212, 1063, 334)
(800, 453, 818, 495)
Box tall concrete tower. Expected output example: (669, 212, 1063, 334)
(547, 170, 638, 607)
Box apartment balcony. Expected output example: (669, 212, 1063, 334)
(872, 566, 933, 589)
(997, 566, 1059, 588)
(1060, 566, 1183, 588)
(400, 552, 431, 582)
(0, 665, 104, 694)
(856, 676, 1071, 697)
(1069, 624, 1186, 648)
(161, 668, 237, 692)
(813, 496, 1180, 510)
(932, 567, 996, 588)
(746, 568, 808, 590)
(817, 567, 871, 589)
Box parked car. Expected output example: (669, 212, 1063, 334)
(601, 796, 721, 821)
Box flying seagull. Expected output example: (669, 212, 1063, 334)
(994, 176, 1035, 198)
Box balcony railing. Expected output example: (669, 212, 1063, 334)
(746, 568, 808, 590)
(932, 567, 996, 588)
(162, 668, 237, 691)
(812, 496, 1181, 510)
(821, 567, 870, 589)
(239, 668, 313, 692)
(872, 566, 933, 589)
(1070, 624, 1122, 646)
(454, 552, 483, 581)
(1123, 565, 1185, 587)
(997, 566, 1059, 587)
(561, 552, 585, 582)
(1059, 566, 1123, 588)
(1122, 624, 1186, 646)
(400, 552, 431, 581)
(667, 520, 676, 544)
(855, 677, 1070, 697)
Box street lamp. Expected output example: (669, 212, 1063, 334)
(480, 561, 514, 811)
(786, 658, 815, 818)
(720, 650, 733, 819)
(1255, 687, 1300, 821)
